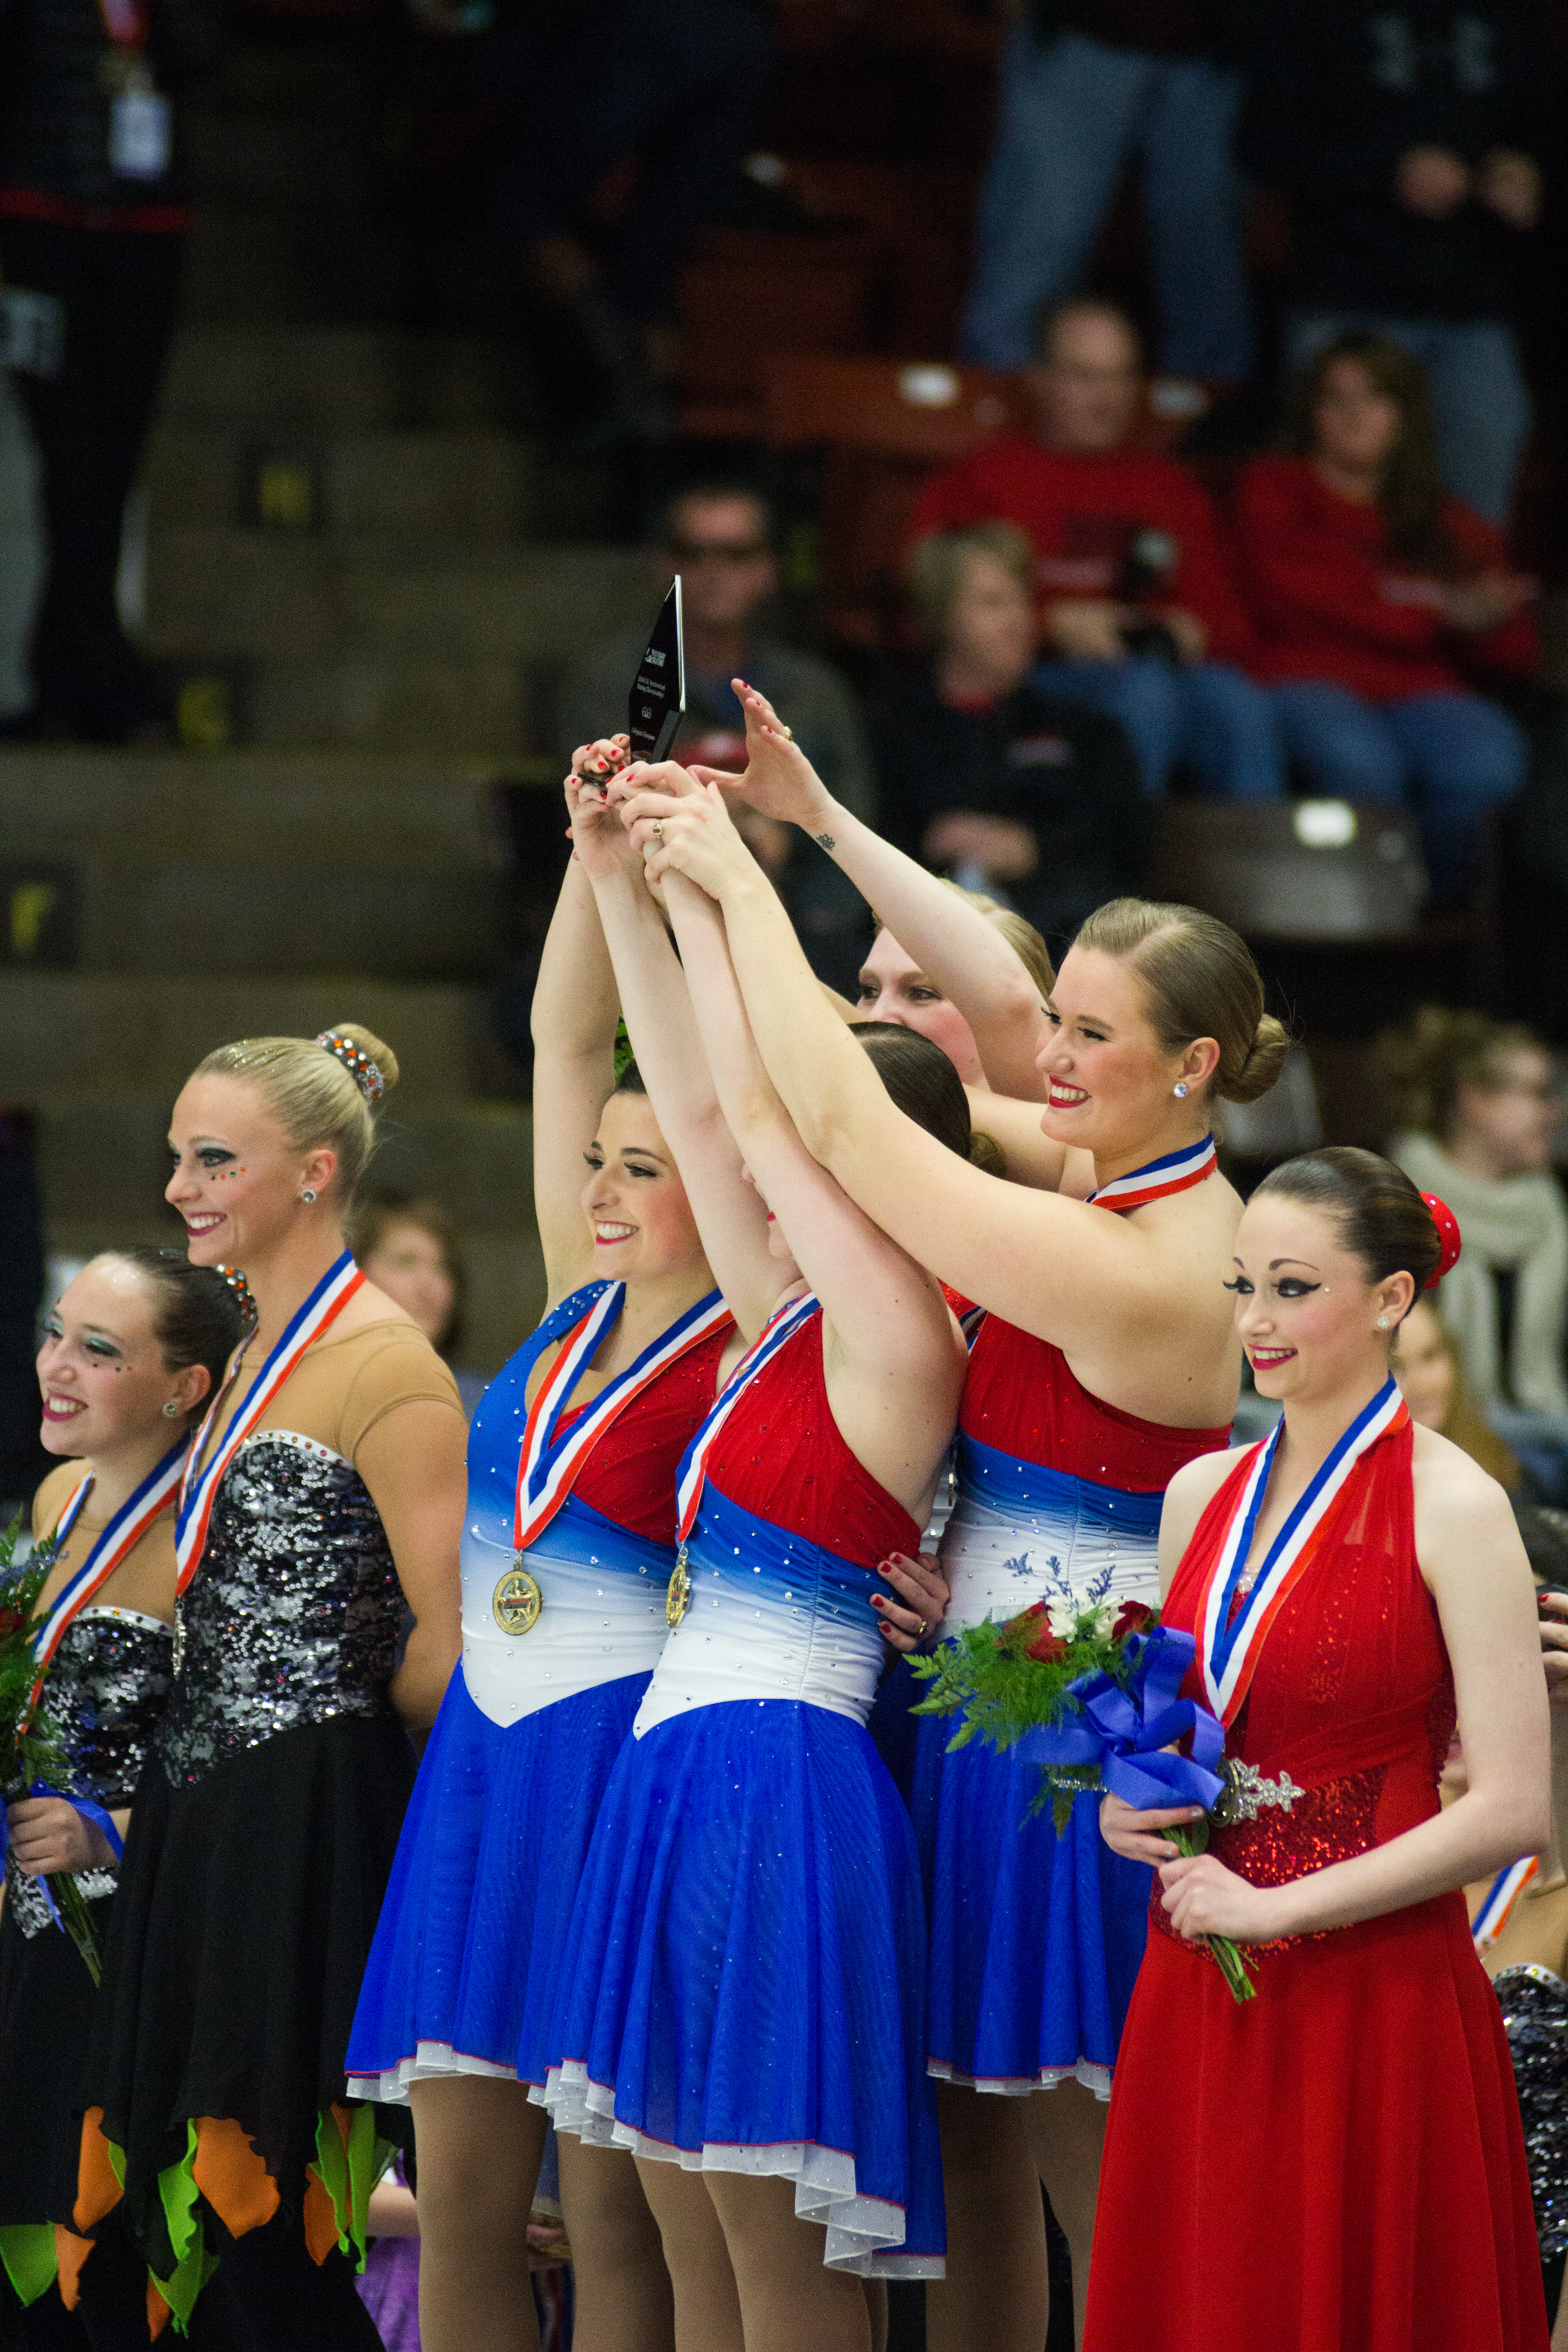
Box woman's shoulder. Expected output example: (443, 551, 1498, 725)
(1233, 453, 1315, 519)
(1411, 1421, 1523, 1569)
(1168, 1441, 1249, 1511)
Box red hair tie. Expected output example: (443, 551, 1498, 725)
(1420, 1193, 1462, 1289)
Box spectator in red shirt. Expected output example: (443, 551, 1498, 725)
(907, 297, 1285, 801)
(1234, 332, 1537, 906)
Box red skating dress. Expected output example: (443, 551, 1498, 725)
(1085, 1416, 1548, 2352)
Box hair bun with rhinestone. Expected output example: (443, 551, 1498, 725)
(316, 1030, 387, 1107)
(216, 1264, 258, 1325)
(1420, 1193, 1462, 1289)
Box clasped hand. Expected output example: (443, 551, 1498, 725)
(5, 1793, 116, 1877)
(1099, 1792, 1286, 1943)
(611, 767, 756, 900)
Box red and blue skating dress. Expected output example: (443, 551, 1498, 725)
(914, 1139, 1232, 2097)
(539, 1294, 947, 2278)
(347, 1279, 730, 2099)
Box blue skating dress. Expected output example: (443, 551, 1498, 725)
(538, 1295, 947, 2278)
(346, 1280, 730, 2099)
(912, 1311, 1230, 2097)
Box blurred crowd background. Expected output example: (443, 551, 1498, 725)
(5, 0, 1568, 1513)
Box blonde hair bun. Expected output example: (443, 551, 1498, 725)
(321, 1022, 401, 1101)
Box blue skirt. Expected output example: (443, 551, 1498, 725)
(538, 1698, 946, 2278)
(909, 1700, 1152, 2096)
(346, 1664, 649, 2097)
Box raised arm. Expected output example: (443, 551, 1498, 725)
(529, 738, 632, 1303)
(619, 777, 1215, 1371)
(660, 865, 963, 1516)
(567, 768, 778, 1339)
(690, 683, 1052, 1101)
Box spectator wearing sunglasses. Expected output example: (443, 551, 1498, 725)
(557, 482, 877, 991)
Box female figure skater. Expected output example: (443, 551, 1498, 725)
(82, 1025, 467, 2345)
(539, 765, 968, 2348)
(346, 737, 736, 2352)
(617, 729, 1286, 2349)
(0, 1252, 242, 2345)
(1090, 1151, 1549, 2352)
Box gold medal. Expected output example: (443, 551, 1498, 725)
(666, 1544, 690, 1628)
(493, 1558, 543, 1636)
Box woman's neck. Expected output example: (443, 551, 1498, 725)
(69, 1426, 186, 1524)
(237, 1226, 352, 1357)
(618, 1263, 718, 1333)
(1091, 1106, 1211, 1188)
(1275, 1365, 1393, 1484)
(1311, 451, 1382, 506)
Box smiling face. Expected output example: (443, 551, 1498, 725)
(857, 931, 984, 1086)
(579, 1090, 708, 1286)
(1035, 944, 1209, 1158)
(166, 1073, 336, 1269)
(37, 1257, 204, 1458)
(1226, 1194, 1414, 1406)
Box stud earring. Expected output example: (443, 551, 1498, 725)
(300, 1188, 317, 1204)
(1375, 1315, 1390, 1330)
(162, 1399, 181, 1417)
(1173, 1082, 1189, 1099)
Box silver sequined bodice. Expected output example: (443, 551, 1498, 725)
(5, 1606, 172, 1939)
(157, 1432, 403, 1787)
(1495, 1964, 1568, 2259)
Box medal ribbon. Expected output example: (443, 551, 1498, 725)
(1471, 1855, 1540, 1955)
(26, 1440, 187, 1716)
(513, 1284, 733, 1553)
(175, 1250, 365, 1594)
(1197, 1376, 1408, 1725)
(675, 1289, 820, 1546)
(1087, 1132, 1217, 1214)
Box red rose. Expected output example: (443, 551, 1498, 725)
(1004, 1602, 1068, 1664)
(1110, 1600, 1154, 1644)
(0, 1606, 22, 1641)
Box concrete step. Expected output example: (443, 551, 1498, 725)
(241, 656, 545, 755)
(0, 746, 510, 865)
(0, 971, 497, 1102)
(160, 327, 509, 431)
(144, 530, 657, 666)
(144, 423, 537, 540)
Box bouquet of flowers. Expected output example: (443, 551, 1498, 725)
(911, 1558, 1267, 2003)
(0, 1518, 110, 1984)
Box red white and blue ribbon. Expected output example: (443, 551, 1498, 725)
(1087, 1132, 1217, 1215)
(675, 1289, 820, 1545)
(1196, 1376, 1409, 1725)
(26, 1439, 187, 1715)
(514, 1283, 732, 1552)
(1472, 1855, 1540, 1955)
(176, 1250, 365, 1593)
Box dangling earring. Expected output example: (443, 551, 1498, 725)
(300, 1188, 317, 1205)
(162, 1399, 181, 1417)
(1173, 1082, 1189, 1099)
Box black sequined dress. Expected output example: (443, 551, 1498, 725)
(1495, 1966, 1568, 2272)
(83, 1433, 417, 2277)
(0, 1606, 172, 2225)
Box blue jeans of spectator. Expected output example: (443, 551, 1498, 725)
(1270, 680, 1526, 905)
(962, 27, 1252, 377)
(1031, 656, 1287, 799)
(1286, 314, 1531, 529)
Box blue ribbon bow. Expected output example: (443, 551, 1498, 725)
(1015, 1624, 1226, 1813)
(0, 1783, 123, 1930)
